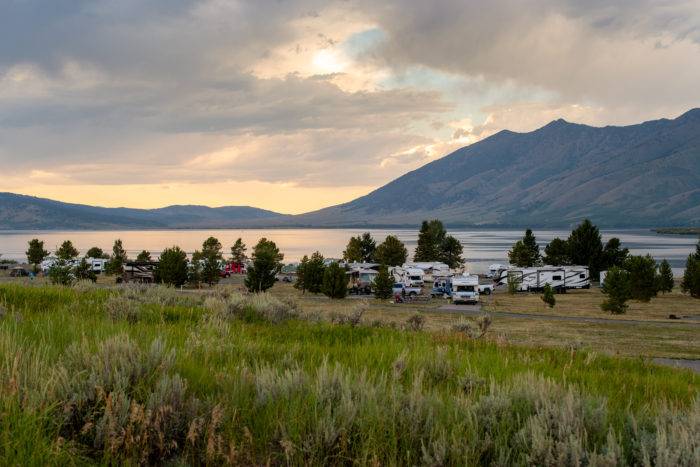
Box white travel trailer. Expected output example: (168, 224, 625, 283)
(497, 266, 590, 292)
(86, 257, 109, 273)
(403, 262, 450, 281)
(390, 266, 425, 287)
(451, 275, 480, 304)
(487, 263, 507, 278)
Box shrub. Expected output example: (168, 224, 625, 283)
(48, 260, 75, 286)
(245, 238, 283, 293)
(373, 265, 394, 299)
(452, 314, 492, 339)
(406, 314, 425, 331)
(601, 266, 631, 314)
(52, 335, 230, 464)
(105, 294, 141, 323)
(322, 262, 347, 299)
(156, 246, 188, 287)
(507, 273, 521, 294)
(74, 258, 97, 283)
(541, 284, 556, 308)
(204, 292, 298, 324)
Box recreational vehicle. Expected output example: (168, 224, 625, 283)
(348, 268, 379, 294)
(497, 266, 590, 292)
(451, 275, 480, 304)
(86, 257, 109, 273)
(403, 262, 450, 281)
(432, 275, 493, 298)
(390, 266, 425, 287)
(487, 263, 507, 278)
(119, 261, 158, 284)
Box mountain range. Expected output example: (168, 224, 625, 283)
(1, 108, 699, 229)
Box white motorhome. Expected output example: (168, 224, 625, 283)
(497, 266, 590, 292)
(390, 266, 425, 287)
(86, 257, 109, 273)
(451, 275, 480, 304)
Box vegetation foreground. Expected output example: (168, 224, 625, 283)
(1, 283, 698, 465)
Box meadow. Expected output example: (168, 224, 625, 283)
(1, 280, 698, 465)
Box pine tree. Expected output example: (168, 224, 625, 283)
(681, 254, 700, 298)
(106, 239, 128, 275)
(188, 250, 203, 287)
(508, 229, 540, 267)
(26, 238, 49, 272)
(56, 240, 79, 261)
(342, 236, 363, 263)
(440, 235, 464, 268)
(156, 246, 188, 287)
(136, 250, 152, 262)
(414, 220, 446, 261)
(304, 251, 326, 293)
(374, 235, 408, 266)
(623, 254, 658, 302)
(373, 265, 394, 299)
(567, 219, 604, 280)
(230, 238, 247, 264)
(657, 259, 674, 293)
(322, 262, 347, 299)
(602, 237, 628, 269)
(201, 236, 223, 285)
(601, 266, 631, 314)
(543, 238, 570, 265)
(294, 255, 309, 293)
(86, 247, 108, 259)
(359, 232, 376, 262)
(245, 238, 284, 292)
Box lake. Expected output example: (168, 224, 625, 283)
(0, 228, 697, 275)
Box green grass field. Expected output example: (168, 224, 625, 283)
(1, 282, 698, 465)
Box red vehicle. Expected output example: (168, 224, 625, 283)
(220, 262, 246, 277)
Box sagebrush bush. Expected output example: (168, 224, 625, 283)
(406, 313, 425, 331)
(204, 291, 298, 323)
(51, 335, 233, 464)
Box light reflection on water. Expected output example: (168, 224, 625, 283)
(0, 228, 697, 275)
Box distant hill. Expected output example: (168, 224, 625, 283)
(0, 193, 283, 230)
(291, 108, 700, 228)
(2, 109, 700, 230)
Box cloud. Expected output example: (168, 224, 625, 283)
(0, 1, 699, 210)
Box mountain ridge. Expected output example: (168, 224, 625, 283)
(1, 108, 699, 229)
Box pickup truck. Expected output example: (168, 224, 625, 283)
(392, 283, 422, 297)
(477, 283, 494, 295)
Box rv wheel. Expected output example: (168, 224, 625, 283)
(483, 289, 491, 295)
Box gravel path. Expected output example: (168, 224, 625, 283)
(437, 305, 700, 327)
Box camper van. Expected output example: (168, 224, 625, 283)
(348, 268, 379, 295)
(451, 275, 480, 304)
(497, 266, 590, 292)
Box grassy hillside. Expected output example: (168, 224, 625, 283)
(1, 283, 698, 465)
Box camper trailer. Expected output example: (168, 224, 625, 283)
(120, 261, 158, 284)
(451, 275, 480, 304)
(403, 262, 450, 281)
(390, 266, 425, 287)
(348, 268, 379, 295)
(488, 264, 507, 278)
(86, 258, 109, 273)
(497, 266, 590, 292)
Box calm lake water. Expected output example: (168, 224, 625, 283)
(0, 228, 697, 275)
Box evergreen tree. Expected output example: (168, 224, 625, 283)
(294, 255, 309, 293)
(48, 260, 74, 286)
(245, 238, 284, 292)
(201, 236, 223, 285)
(74, 258, 97, 283)
(681, 254, 700, 298)
(156, 246, 188, 287)
(657, 259, 674, 293)
(374, 235, 408, 266)
(322, 262, 347, 299)
(601, 266, 631, 314)
(695, 237, 700, 260)
(136, 250, 152, 262)
(230, 238, 247, 264)
(26, 238, 49, 272)
(106, 239, 128, 275)
(543, 238, 570, 266)
(541, 284, 556, 308)
(304, 251, 326, 293)
(508, 229, 540, 267)
(342, 236, 363, 263)
(342, 233, 376, 263)
(56, 240, 79, 261)
(623, 254, 658, 302)
(567, 219, 604, 280)
(440, 235, 464, 268)
(414, 220, 446, 261)
(373, 265, 394, 299)
(188, 251, 203, 287)
(86, 247, 108, 259)
(602, 237, 628, 269)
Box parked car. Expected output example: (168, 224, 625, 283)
(9, 267, 30, 277)
(392, 283, 421, 297)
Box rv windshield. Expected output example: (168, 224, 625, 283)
(456, 285, 475, 292)
(409, 275, 421, 281)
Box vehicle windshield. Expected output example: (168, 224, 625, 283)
(456, 285, 475, 292)
(409, 276, 421, 280)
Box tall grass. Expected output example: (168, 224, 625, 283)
(0, 283, 698, 465)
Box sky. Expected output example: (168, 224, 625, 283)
(1, 0, 699, 214)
